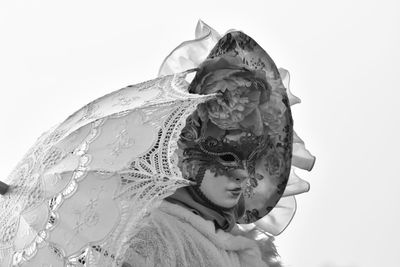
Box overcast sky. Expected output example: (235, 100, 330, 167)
(0, 1, 399, 266)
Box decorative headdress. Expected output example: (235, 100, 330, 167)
(160, 20, 315, 233)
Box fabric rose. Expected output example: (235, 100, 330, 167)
(264, 151, 284, 177)
(189, 55, 273, 136)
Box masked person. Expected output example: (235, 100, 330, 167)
(121, 25, 315, 267)
(0, 21, 315, 267)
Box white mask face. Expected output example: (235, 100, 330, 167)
(199, 169, 249, 209)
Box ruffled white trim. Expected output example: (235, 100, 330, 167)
(158, 20, 315, 236)
(158, 20, 221, 77)
(292, 130, 316, 171)
(284, 169, 310, 197)
(239, 196, 297, 236)
(278, 68, 301, 106)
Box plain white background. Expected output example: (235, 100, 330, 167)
(0, 1, 399, 266)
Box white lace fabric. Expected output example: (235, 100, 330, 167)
(0, 72, 215, 266)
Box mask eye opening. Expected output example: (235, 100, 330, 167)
(219, 154, 236, 162)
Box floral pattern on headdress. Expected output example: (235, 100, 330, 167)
(159, 20, 315, 235)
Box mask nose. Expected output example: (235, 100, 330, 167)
(228, 166, 249, 183)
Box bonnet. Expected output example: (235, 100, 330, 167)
(160, 20, 315, 234)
